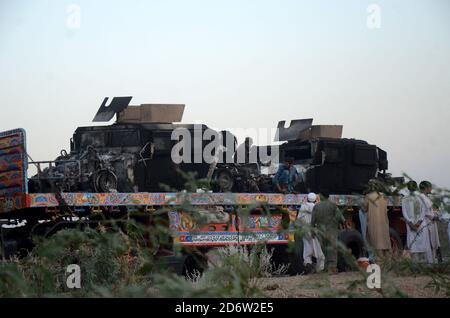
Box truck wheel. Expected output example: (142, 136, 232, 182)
(338, 229, 364, 272)
(389, 228, 403, 256)
(0, 239, 19, 259)
(267, 245, 291, 275)
(182, 253, 208, 278)
(270, 235, 305, 275)
(93, 169, 118, 192)
(288, 234, 305, 275)
(216, 171, 234, 192)
(284, 234, 305, 275)
(268, 246, 284, 274)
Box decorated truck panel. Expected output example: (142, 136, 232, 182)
(0, 129, 28, 213)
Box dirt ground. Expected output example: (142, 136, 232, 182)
(255, 272, 449, 298)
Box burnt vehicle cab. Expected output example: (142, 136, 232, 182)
(28, 97, 214, 193)
(277, 119, 388, 194)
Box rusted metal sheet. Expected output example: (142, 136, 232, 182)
(92, 96, 133, 122)
(274, 118, 313, 142)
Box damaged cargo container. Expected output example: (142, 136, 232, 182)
(276, 119, 388, 194)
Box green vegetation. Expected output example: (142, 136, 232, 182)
(1, 175, 449, 298)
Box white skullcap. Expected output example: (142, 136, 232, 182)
(307, 192, 317, 202)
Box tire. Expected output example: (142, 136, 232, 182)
(269, 235, 305, 276)
(156, 255, 188, 276)
(93, 169, 118, 192)
(267, 244, 299, 276)
(338, 229, 364, 272)
(288, 234, 305, 275)
(268, 245, 287, 267)
(389, 227, 403, 256)
(182, 253, 208, 277)
(216, 170, 234, 192)
(0, 239, 19, 259)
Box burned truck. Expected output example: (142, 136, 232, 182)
(28, 97, 273, 194)
(28, 97, 216, 193)
(210, 119, 391, 195)
(275, 119, 389, 194)
(0, 98, 407, 272)
(28, 98, 391, 195)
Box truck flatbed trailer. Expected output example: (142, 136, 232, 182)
(1, 192, 402, 211)
(1, 191, 404, 246)
(0, 128, 406, 273)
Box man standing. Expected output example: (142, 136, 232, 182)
(401, 181, 431, 263)
(448, 222, 450, 250)
(358, 206, 374, 262)
(362, 180, 391, 263)
(418, 181, 440, 263)
(311, 191, 345, 274)
(297, 192, 325, 273)
(273, 157, 299, 194)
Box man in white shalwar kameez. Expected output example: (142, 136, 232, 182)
(436, 202, 450, 256)
(297, 192, 325, 272)
(418, 181, 440, 263)
(401, 181, 431, 263)
(448, 222, 450, 247)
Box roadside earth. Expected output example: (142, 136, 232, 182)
(256, 272, 450, 298)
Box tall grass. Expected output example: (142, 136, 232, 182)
(1, 174, 449, 298)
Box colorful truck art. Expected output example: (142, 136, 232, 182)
(1, 191, 402, 214)
(169, 210, 292, 246)
(26, 192, 400, 208)
(0, 129, 28, 211)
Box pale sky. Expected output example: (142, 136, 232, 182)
(0, 0, 449, 187)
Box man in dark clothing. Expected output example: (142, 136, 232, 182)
(272, 157, 300, 193)
(311, 191, 345, 273)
